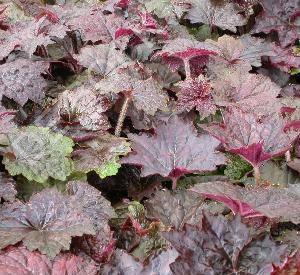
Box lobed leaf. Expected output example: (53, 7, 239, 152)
(122, 115, 226, 188)
(202, 108, 298, 167)
(190, 181, 300, 223)
(0, 188, 95, 258)
(3, 126, 74, 183)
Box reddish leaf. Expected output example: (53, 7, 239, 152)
(145, 189, 204, 229)
(206, 34, 276, 67)
(96, 65, 168, 116)
(190, 181, 300, 223)
(202, 108, 298, 167)
(176, 75, 216, 118)
(271, 250, 300, 275)
(52, 253, 98, 275)
(186, 0, 247, 32)
(100, 249, 144, 275)
(153, 38, 217, 77)
(52, 4, 114, 43)
(269, 45, 300, 73)
(0, 188, 95, 259)
(67, 181, 116, 263)
(121, 115, 226, 189)
(251, 0, 300, 47)
(0, 172, 16, 202)
(0, 246, 52, 275)
(163, 213, 286, 274)
(211, 66, 281, 115)
(73, 231, 116, 264)
(3, 17, 68, 56)
(0, 58, 48, 106)
(67, 181, 116, 230)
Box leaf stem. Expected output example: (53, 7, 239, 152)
(115, 95, 131, 137)
(285, 150, 291, 162)
(183, 58, 191, 79)
(253, 166, 260, 186)
(171, 177, 177, 190)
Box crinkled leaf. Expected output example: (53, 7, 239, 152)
(145, 189, 204, 229)
(52, 253, 98, 275)
(145, 0, 187, 18)
(190, 181, 300, 223)
(211, 67, 281, 115)
(142, 248, 178, 275)
(186, 0, 247, 32)
(270, 45, 300, 73)
(1, 2, 32, 25)
(75, 43, 129, 76)
(121, 115, 226, 188)
(202, 108, 298, 167)
(176, 74, 216, 118)
(0, 58, 48, 106)
(0, 172, 17, 202)
(72, 229, 116, 263)
(72, 134, 131, 177)
(3, 17, 68, 56)
(67, 180, 116, 230)
(56, 5, 114, 43)
(0, 246, 52, 275)
(58, 87, 111, 131)
(3, 126, 74, 183)
(96, 66, 168, 116)
(100, 249, 144, 275)
(206, 34, 276, 67)
(162, 213, 286, 274)
(0, 188, 95, 258)
(251, 0, 300, 47)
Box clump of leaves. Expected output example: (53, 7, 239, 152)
(0, 0, 299, 273)
(162, 212, 287, 274)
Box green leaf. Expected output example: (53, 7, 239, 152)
(291, 68, 300, 75)
(2, 2, 32, 25)
(96, 157, 121, 179)
(145, 0, 174, 18)
(224, 153, 252, 181)
(3, 126, 74, 183)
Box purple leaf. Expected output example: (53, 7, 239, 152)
(52, 253, 98, 275)
(176, 75, 216, 118)
(0, 246, 52, 275)
(0, 172, 16, 202)
(0, 188, 95, 259)
(0, 58, 48, 106)
(202, 108, 298, 167)
(162, 213, 286, 274)
(190, 181, 300, 223)
(251, 0, 300, 47)
(211, 66, 281, 115)
(121, 115, 226, 189)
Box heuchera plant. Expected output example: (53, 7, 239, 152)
(0, 0, 299, 274)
